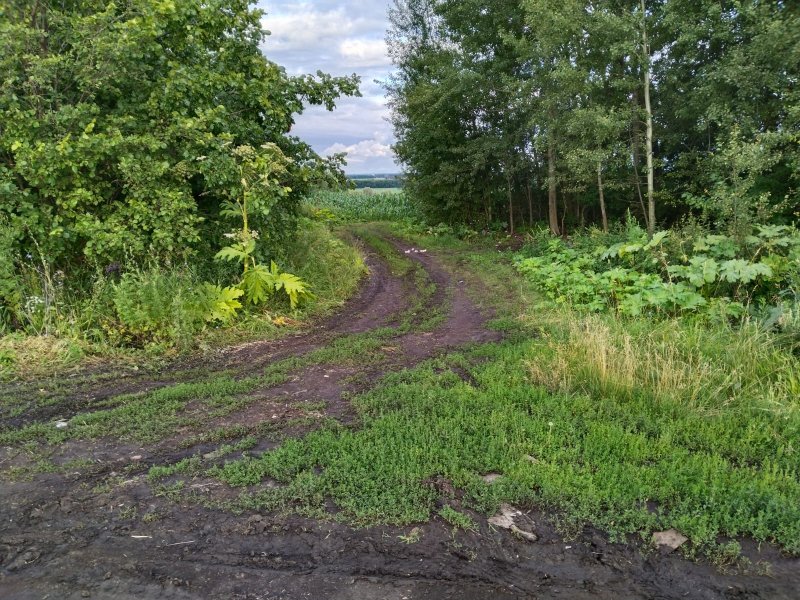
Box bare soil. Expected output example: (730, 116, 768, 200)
(1, 231, 798, 600)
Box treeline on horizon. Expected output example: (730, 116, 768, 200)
(349, 175, 406, 189)
(387, 0, 799, 236)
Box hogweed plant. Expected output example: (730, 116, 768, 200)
(215, 145, 313, 310)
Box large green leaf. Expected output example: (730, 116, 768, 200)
(203, 284, 243, 324)
(240, 264, 277, 305)
(272, 267, 314, 309)
(215, 239, 256, 263)
(719, 260, 773, 284)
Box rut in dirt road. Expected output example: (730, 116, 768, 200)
(1, 228, 798, 600)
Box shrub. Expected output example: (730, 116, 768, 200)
(109, 269, 213, 349)
(0, 217, 19, 330)
(515, 224, 800, 320)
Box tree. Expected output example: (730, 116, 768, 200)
(639, 0, 657, 237)
(0, 0, 360, 269)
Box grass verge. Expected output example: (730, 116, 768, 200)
(0, 220, 367, 381)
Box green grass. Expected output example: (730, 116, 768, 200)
(439, 505, 478, 531)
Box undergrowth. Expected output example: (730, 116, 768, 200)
(515, 222, 800, 330)
(0, 220, 366, 380)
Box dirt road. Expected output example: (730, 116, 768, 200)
(1, 229, 797, 599)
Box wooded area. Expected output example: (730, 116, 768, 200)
(388, 0, 798, 236)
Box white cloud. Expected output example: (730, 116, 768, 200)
(339, 39, 390, 68)
(264, 7, 357, 53)
(324, 137, 392, 159)
(323, 136, 397, 171)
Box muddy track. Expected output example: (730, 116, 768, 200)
(1, 229, 798, 600)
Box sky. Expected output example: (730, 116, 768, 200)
(256, 1, 398, 174)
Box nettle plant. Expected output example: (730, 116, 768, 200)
(215, 145, 313, 310)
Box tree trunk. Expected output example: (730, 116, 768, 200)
(526, 180, 534, 227)
(597, 162, 609, 233)
(547, 142, 560, 236)
(641, 0, 656, 238)
(506, 169, 515, 235)
(630, 90, 649, 230)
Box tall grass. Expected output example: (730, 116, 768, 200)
(0, 221, 367, 379)
(526, 313, 800, 416)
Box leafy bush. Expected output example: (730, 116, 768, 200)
(0, 1, 358, 270)
(0, 217, 19, 330)
(515, 224, 800, 320)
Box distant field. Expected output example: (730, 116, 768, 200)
(308, 189, 420, 222)
(355, 187, 404, 193)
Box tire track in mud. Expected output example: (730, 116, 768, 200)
(0, 242, 387, 428)
(2, 228, 799, 600)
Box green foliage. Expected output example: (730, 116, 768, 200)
(0, 216, 19, 329)
(206, 231, 800, 556)
(515, 224, 800, 319)
(110, 269, 211, 348)
(107, 266, 248, 348)
(272, 269, 314, 310)
(282, 220, 368, 314)
(215, 241, 256, 265)
(387, 0, 798, 230)
(213, 147, 314, 310)
(200, 284, 244, 325)
(439, 505, 478, 531)
(0, 219, 364, 377)
(240, 265, 275, 306)
(237, 262, 313, 309)
(0, 0, 359, 334)
(350, 177, 404, 190)
(682, 128, 786, 239)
